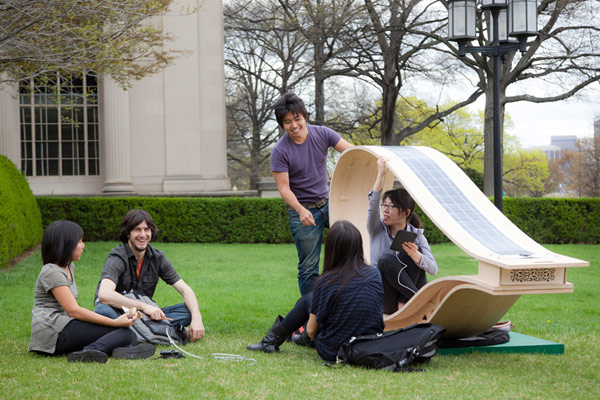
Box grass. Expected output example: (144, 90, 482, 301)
(0, 242, 598, 399)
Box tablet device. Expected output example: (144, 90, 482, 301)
(390, 230, 417, 251)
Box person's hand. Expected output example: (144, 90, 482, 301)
(188, 319, 205, 342)
(299, 207, 316, 226)
(377, 156, 389, 177)
(140, 303, 166, 321)
(401, 241, 422, 264)
(115, 313, 136, 328)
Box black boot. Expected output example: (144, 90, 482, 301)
(291, 330, 314, 347)
(247, 315, 289, 353)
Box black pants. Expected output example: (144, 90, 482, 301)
(377, 252, 427, 314)
(280, 292, 313, 333)
(53, 319, 137, 356)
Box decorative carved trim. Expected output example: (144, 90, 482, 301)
(510, 268, 556, 283)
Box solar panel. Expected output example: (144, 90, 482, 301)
(387, 147, 532, 256)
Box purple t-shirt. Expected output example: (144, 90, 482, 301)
(270, 125, 341, 202)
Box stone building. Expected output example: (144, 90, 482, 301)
(0, 0, 230, 196)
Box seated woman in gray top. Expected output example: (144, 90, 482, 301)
(28, 220, 155, 363)
(368, 156, 438, 315)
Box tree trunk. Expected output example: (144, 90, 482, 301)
(313, 41, 326, 126)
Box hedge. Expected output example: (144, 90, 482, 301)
(0, 155, 43, 268)
(36, 196, 600, 245)
(36, 197, 293, 243)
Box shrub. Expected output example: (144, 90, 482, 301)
(36, 197, 293, 243)
(36, 196, 600, 245)
(0, 155, 43, 268)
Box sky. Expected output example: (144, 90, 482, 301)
(503, 96, 600, 148)
(401, 75, 600, 149)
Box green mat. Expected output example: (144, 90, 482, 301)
(438, 332, 564, 355)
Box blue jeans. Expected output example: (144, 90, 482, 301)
(94, 301, 191, 329)
(288, 202, 329, 295)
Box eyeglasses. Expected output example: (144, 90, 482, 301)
(380, 203, 398, 210)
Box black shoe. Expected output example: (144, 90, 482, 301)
(292, 330, 314, 347)
(67, 349, 108, 363)
(247, 315, 289, 353)
(112, 343, 156, 360)
(177, 327, 190, 345)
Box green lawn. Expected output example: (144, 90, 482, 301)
(0, 242, 597, 399)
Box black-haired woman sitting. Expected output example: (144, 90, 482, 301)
(247, 220, 385, 362)
(29, 220, 155, 363)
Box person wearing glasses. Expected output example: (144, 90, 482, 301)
(367, 156, 438, 315)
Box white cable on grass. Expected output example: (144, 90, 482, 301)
(166, 329, 257, 365)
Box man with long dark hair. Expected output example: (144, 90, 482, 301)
(270, 92, 353, 295)
(93, 209, 205, 343)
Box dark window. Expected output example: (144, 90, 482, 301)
(19, 73, 100, 176)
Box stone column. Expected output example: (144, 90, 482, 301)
(195, 0, 230, 191)
(161, 0, 230, 193)
(101, 76, 135, 193)
(0, 78, 21, 167)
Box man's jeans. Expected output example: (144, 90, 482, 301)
(288, 202, 329, 295)
(94, 301, 192, 329)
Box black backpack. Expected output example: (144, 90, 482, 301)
(336, 323, 445, 372)
(121, 291, 183, 346)
(438, 328, 510, 348)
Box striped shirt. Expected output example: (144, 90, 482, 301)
(311, 265, 385, 361)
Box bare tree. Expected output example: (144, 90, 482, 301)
(557, 137, 600, 197)
(277, 0, 364, 125)
(0, 0, 179, 87)
(225, 42, 280, 189)
(341, 0, 484, 145)
(435, 0, 600, 195)
(224, 0, 313, 189)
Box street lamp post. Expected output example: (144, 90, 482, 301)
(447, 0, 538, 212)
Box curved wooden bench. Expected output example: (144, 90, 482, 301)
(329, 146, 589, 337)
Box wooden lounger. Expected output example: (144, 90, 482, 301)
(329, 146, 588, 337)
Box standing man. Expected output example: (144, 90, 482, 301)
(94, 209, 205, 343)
(270, 92, 353, 295)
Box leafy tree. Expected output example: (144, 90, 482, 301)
(404, 104, 485, 170)
(503, 148, 550, 197)
(0, 0, 177, 86)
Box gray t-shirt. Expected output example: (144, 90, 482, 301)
(270, 125, 341, 203)
(29, 263, 77, 354)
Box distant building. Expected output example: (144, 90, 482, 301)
(537, 145, 562, 160)
(550, 135, 578, 152)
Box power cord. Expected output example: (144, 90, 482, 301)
(165, 329, 257, 365)
(395, 252, 416, 295)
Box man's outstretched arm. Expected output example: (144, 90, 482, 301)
(173, 279, 205, 341)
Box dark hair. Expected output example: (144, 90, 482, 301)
(41, 220, 83, 267)
(382, 188, 423, 229)
(119, 209, 157, 243)
(273, 92, 309, 128)
(316, 220, 366, 290)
